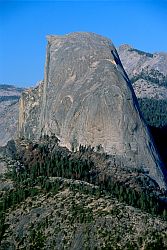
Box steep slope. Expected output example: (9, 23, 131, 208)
(0, 85, 23, 146)
(18, 32, 166, 189)
(1, 183, 167, 249)
(0, 142, 167, 249)
(131, 79, 167, 100)
(117, 45, 167, 127)
(19, 81, 44, 139)
(118, 45, 167, 100)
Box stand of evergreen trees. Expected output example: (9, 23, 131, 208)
(137, 98, 167, 170)
(138, 98, 167, 128)
(1, 138, 167, 243)
(131, 68, 167, 87)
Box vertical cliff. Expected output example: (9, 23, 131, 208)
(18, 81, 44, 139)
(18, 32, 166, 189)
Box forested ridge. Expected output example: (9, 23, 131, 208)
(1, 135, 167, 248)
(131, 68, 167, 88)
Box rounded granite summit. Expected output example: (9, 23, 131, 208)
(18, 32, 166, 189)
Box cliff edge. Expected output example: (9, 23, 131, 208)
(18, 32, 166, 189)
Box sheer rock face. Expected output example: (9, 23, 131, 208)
(18, 32, 166, 189)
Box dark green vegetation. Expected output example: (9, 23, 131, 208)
(4, 137, 167, 216)
(131, 68, 167, 87)
(137, 98, 167, 171)
(0, 136, 167, 249)
(1, 178, 167, 250)
(138, 98, 167, 128)
(129, 48, 153, 58)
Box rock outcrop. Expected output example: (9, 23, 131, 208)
(18, 32, 166, 189)
(18, 81, 44, 139)
(0, 84, 23, 146)
(118, 45, 167, 100)
(118, 44, 167, 79)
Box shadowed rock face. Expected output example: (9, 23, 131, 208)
(18, 32, 166, 189)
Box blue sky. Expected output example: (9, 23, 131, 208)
(0, 0, 167, 87)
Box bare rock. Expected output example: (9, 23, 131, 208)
(18, 32, 166, 189)
(118, 45, 167, 99)
(0, 84, 23, 146)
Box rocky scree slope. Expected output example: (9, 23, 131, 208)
(18, 32, 166, 189)
(0, 85, 23, 146)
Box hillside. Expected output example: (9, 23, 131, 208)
(0, 85, 24, 146)
(118, 45, 167, 126)
(118, 45, 167, 87)
(0, 137, 167, 249)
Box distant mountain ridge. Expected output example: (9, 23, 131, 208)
(117, 45, 167, 128)
(0, 84, 24, 146)
(118, 45, 167, 100)
(118, 44, 167, 76)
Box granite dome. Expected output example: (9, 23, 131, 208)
(18, 32, 166, 189)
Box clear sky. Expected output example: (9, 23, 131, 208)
(0, 0, 167, 87)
